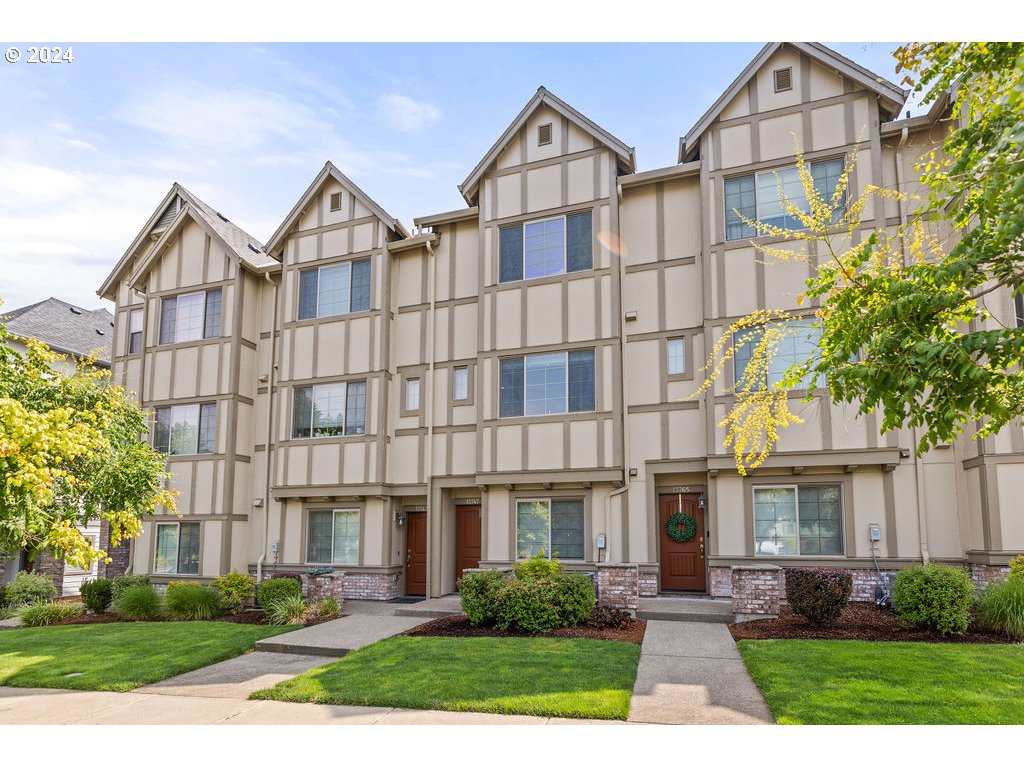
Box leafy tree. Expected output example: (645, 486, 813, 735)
(0, 301, 176, 569)
(694, 43, 1024, 473)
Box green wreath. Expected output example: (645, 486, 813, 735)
(666, 512, 698, 543)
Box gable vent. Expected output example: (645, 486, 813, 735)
(153, 198, 181, 230)
(774, 67, 793, 93)
(329, 192, 342, 211)
(538, 123, 553, 146)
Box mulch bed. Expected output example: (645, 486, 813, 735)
(403, 614, 647, 644)
(729, 602, 1011, 644)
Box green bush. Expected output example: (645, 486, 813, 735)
(257, 577, 302, 609)
(317, 596, 341, 619)
(549, 572, 597, 627)
(892, 563, 974, 636)
(80, 578, 114, 614)
(266, 594, 307, 625)
(17, 601, 84, 627)
(513, 551, 563, 580)
(0, 583, 8, 608)
(494, 577, 563, 633)
(112, 584, 162, 620)
(784, 568, 852, 627)
(213, 571, 256, 614)
(458, 570, 506, 626)
(1009, 555, 1024, 581)
(978, 577, 1024, 641)
(165, 582, 220, 621)
(6, 572, 57, 607)
(110, 574, 150, 601)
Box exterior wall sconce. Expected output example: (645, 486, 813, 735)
(395, 511, 406, 527)
(628, 467, 638, 477)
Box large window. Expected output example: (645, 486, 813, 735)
(153, 403, 216, 455)
(499, 349, 595, 417)
(733, 319, 823, 390)
(159, 289, 222, 344)
(499, 210, 592, 282)
(725, 158, 845, 240)
(292, 381, 366, 438)
(298, 259, 371, 319)
(753, 484, 843, 556)
(307, 509, 360, 564)
(155, 522, 200, 574)
(516, 499, 585, 559)
(1014, 285, 1024, 328)
(128, 309, 143, 354)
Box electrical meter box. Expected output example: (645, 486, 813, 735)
(596, 534, 607, 550)
(868, 524, 881, 542)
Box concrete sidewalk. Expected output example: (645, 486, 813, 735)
(254, 613, 423, 657)
(0, 687, 623, 725)
(137, 652, 328, 699)
(628, 621, 773, 724)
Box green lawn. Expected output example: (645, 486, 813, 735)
(0, 622, 295, 692)
(251, 636, 641, 720)
(738, 639, 1024, 724)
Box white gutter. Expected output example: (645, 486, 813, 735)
(256, 270, 279, 582)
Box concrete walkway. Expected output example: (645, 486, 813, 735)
(137, 652, 328, 699)
(629, 620, 773, 724)
(254, 613, 423, 657)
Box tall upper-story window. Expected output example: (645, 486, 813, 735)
(128, 309, 143, 354)
(159, 289, 221, 344)
(292, 381, 367, 438)
(734, 319, 824, 390)
(499, 210, 592, 282)
(725, 158, 845, 240)
(153, 403, 217, 455)
(298, 259, 371, 320)
(500, 349, 595, 417)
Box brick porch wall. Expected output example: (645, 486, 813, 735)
(709, 566, 732, 597)
(340, 572, 401, 601)
(595, 565, 639, 610)
(31, 551, 64, 594)
(970, 563, 1010, 590)
(638, 572, 658, 597)
(97, 520, 131, 580)
(731, 564, 781, 616)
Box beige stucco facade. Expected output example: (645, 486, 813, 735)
(100, 42, 1023, 599)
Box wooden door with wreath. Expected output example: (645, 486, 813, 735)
(658, 493, 706, 592)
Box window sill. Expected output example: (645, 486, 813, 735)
(154, 337, 223, 351)
(287, 433, 371, 445)
(492, 410, 603, 425)
(289, 309, 377, 326)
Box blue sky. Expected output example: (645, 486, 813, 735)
(0, 42, 909, 313)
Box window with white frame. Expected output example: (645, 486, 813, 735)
(307, 509, 360, 564)
(154, 522, 200, 574)
(128, 309, 143, 354)
(452, 366, 469, 401)
(753, 484, 843, 556)
(725, 157, 846, 240)
(292, 381, 366, 438)
(298, 259, 371, 319)
(499, 349, 595, 417)
(153, 403, 216, 455)
(516, 499, 585, 559)
(733, 319, 824, 390)
(499, 210, 592, 282)
(667, 337, 686, 376)
(405, 377, 421, 412)
(159, 289, 221, 344)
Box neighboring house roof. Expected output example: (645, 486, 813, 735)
(678, 41, 909, 162)
(98, 183, 271, 300)
(459, 86, 637, 206)
(263, 161, 410, 258)
(1, 297, 113, 367)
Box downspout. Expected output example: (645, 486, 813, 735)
(257, 270, 279, 582)
(604, 182, 631, 564)
(895, 125, 930, 564)
(425, 239, 437, 591)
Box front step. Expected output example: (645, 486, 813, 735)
(636, 597, 735, 624)
(393, 595, 463, 618)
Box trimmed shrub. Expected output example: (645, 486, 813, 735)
(6, 572, 57, 607)
(213, 571, 256, 614)
(266, 594, 307, 625)
(784, 568, 852, 627)
(257, 577, 302, 609)
(0, 583, 8, 609)
(977, 577, 1024, 641)
(18, 601, 84, 627)
(110, 574, 150, 601)
(513, 552, 563, 580)
(550, 572, 597, 627)
(112, 584, 163, 620)
(1009, 555, 1024, 581)
(165, 582, 220, 621)
(80, 578, 114, 614)
(494, 577, 562, 633)
(585, 606, 633, 630)
(892, 563, 974, 636)
(317, 596, 341, 619)
(458, 570, 506, 626)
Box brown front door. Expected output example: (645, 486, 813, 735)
(659, 493, 707, 592)
(455, 505, 482, 584)
(406, 511, 427, 596)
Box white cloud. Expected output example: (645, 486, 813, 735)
(376, 93, 442, 133)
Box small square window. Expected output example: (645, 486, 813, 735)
(538, 123, 553, 146)
(774, 67, 793, 93)
(329, 192, 342, 212)
(667, 338, 686, 376)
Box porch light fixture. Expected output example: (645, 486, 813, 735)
(394, 511, 406, 527)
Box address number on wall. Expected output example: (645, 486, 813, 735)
(670, 486, 691, 493)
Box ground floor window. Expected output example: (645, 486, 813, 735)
(516, 499, 584, 560)
(307, 509, 360, 564)
(753, 484, 842, 556)
(154, 522, 200, 574)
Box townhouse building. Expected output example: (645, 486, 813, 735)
(98, 42, 1024, 604)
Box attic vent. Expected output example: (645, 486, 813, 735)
(153, 198, 181, 230)
(216, 212, 229, 222)
(247, 243, 261, 254)
(329, 192, 342, 212)
(538, 123, 553, 146)
(69, 307, 82, 315)
(774, 67, 793, 93)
